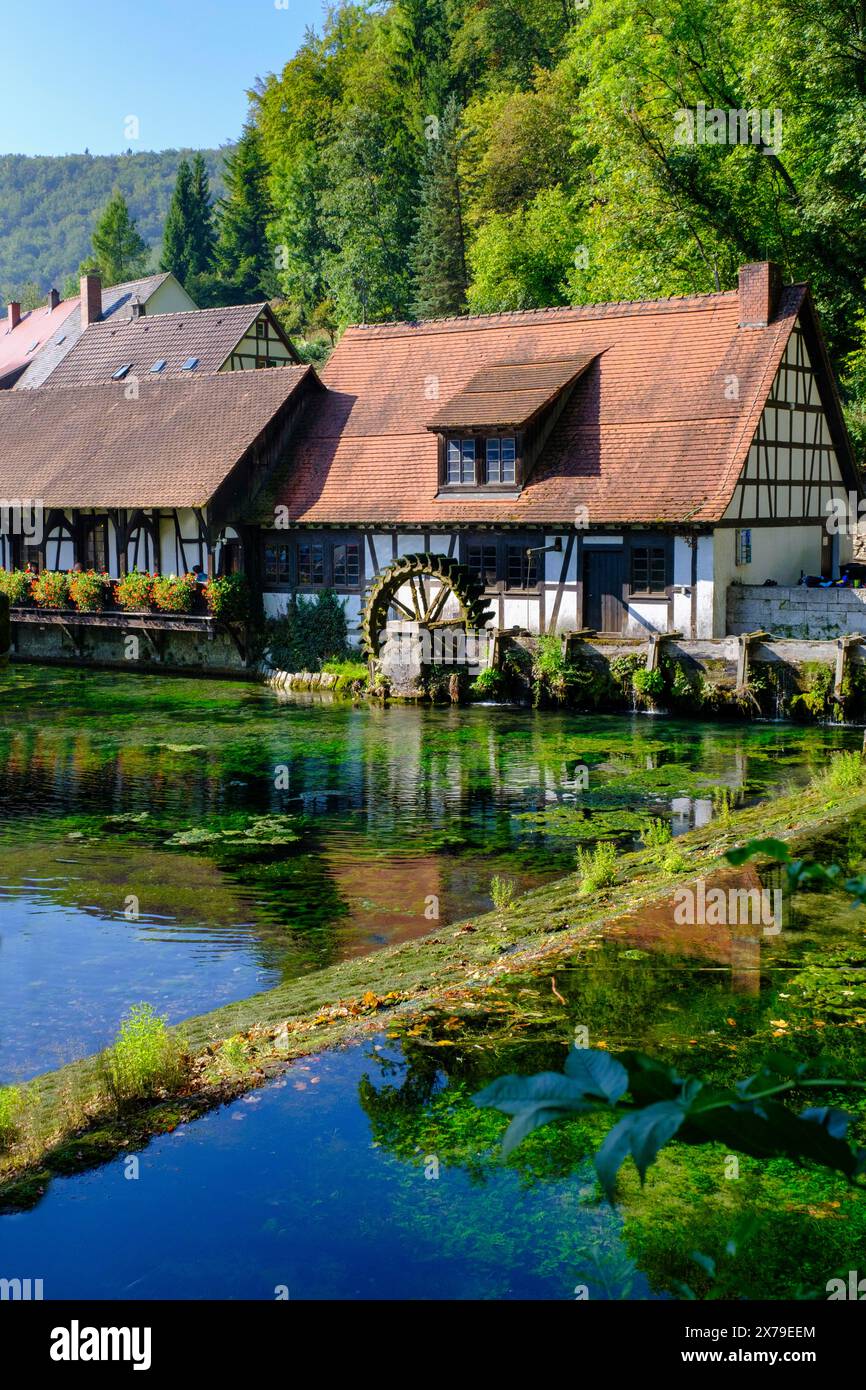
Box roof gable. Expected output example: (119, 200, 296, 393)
(271, 285, 838, 526)
(0, 366, 316, 509)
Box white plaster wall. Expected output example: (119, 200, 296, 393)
(624, 600, 668, 636)
(696, 534, 715, 638)
(543, 534, 578, 631)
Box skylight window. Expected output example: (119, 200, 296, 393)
(182, 357, 199, 371)
(150, 359, 167, 374)
(111, 363, 133, 380)
(55, 334, 66, 345)
(27, 341, 39, 353)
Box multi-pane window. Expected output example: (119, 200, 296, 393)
(297, 542, 325, 586)
(447, 438, 476, 484)
(467, 542, 498, 587)
(264, 544, 291, 584)
(82, 519, 108, 571)
(333, 542, 360, 588)
(735, 528, 752, 566)
(506, 544, 538, 590)
(630, 546, 667, 593)
(485, 437, 516, 484)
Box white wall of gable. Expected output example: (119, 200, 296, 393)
(723, 324, 848, 525)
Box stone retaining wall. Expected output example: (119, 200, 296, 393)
(727, 584, 866, 639)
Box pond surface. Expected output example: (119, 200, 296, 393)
(0, 666, 861, 1080)
(4, 848, 866, 1300)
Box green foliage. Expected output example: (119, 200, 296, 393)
(475, 1046, 866, 1201)
(69, 570, 108, 612)
(102, 1003, 187, 1107)
(642, 817, 672, 848)
(0, 1085, 23, 1149)
(0, 568, 32, 605)
(150, 573, 198, 614)
(266, 590, 350, 671)
(211, 124, 278, 303)
(203, 573, 250, 621)
(576, 839, 619, 892)
(160, 158, 197, 286)
(31, 570, 70, 609)
(0, 147, 226, 301)
(790, 663, 836, 720)
(90, 189, 149, 285)
(819, 750, 864, 794)
(411, 95, 468, 318)
(115, 569, 153, 612)
(632, 665, 665, 703)
(490, 874, 517, 911)
(471, 665, 507, 700)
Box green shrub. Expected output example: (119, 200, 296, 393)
(632, 665, 665, 701)
(576, 840, 619, 893)
(490, 874, 517, 911)
(69, 569, 108, 611)
(151, 573, 198, 613)
(102, 1003, 187, 1106)
(532, 634, 579, 705)
(819, 750, 864, 793)
(204, 573, 250, 621)
(643, 817, 673, 848)
(31, 569, 70, 609)
(115, 569, 153, 612)
(0, 1084, 23, 1149)
(266, 590, 350, 671)
(471, 666, 507, 700)
(0, 568, 32, 604)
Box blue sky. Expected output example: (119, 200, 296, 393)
(0, 0, 324, 156)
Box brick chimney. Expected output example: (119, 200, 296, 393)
(6, 301, 21, 331)
(47, 288, 60, 310)
(738, 261, 782, 328)
(80, 273, 102, 326)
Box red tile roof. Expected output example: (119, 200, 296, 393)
(0, 367, 314, 508)
(269, 284, 843, 526)
(426, 355, 595, 429)
(0, 297, 79, 388)
(44, 304, 296, 386)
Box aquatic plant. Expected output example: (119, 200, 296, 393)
(490, 874, 517, 911)
(642, 818, 672, 848)
(576, 840, 619, 892)
(531, 634, 578, 706)
(818, 750, 864, 794)
(203, 573, 250, 621)
(101, 1003, 188, 1107)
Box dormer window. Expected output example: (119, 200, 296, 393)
(446, 438, 476, 484)
(485, 436, 516, 484)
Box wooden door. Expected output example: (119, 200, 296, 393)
(583, 548, 625, 632)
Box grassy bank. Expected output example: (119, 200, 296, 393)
(2, 756, 865, 1212)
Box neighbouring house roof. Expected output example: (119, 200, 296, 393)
(268, 283, 858, 527)
(426, 355, 596, 430)
(0, 297, 79, 389)
(12, 273, 190, 390)
(0, 366, 316, 509)
(43, 303, 298, 387)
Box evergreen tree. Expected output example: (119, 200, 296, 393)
(188, 153, 216, 275)
(90, 191, 149, 285)
(212, 124, 276, 302)
(160, 158, 196, 285)
(411, 96, 468, 319)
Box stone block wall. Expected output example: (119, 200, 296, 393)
(727, 584, 866, 639)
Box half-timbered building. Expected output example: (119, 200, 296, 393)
(256, 262, 860, 642)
